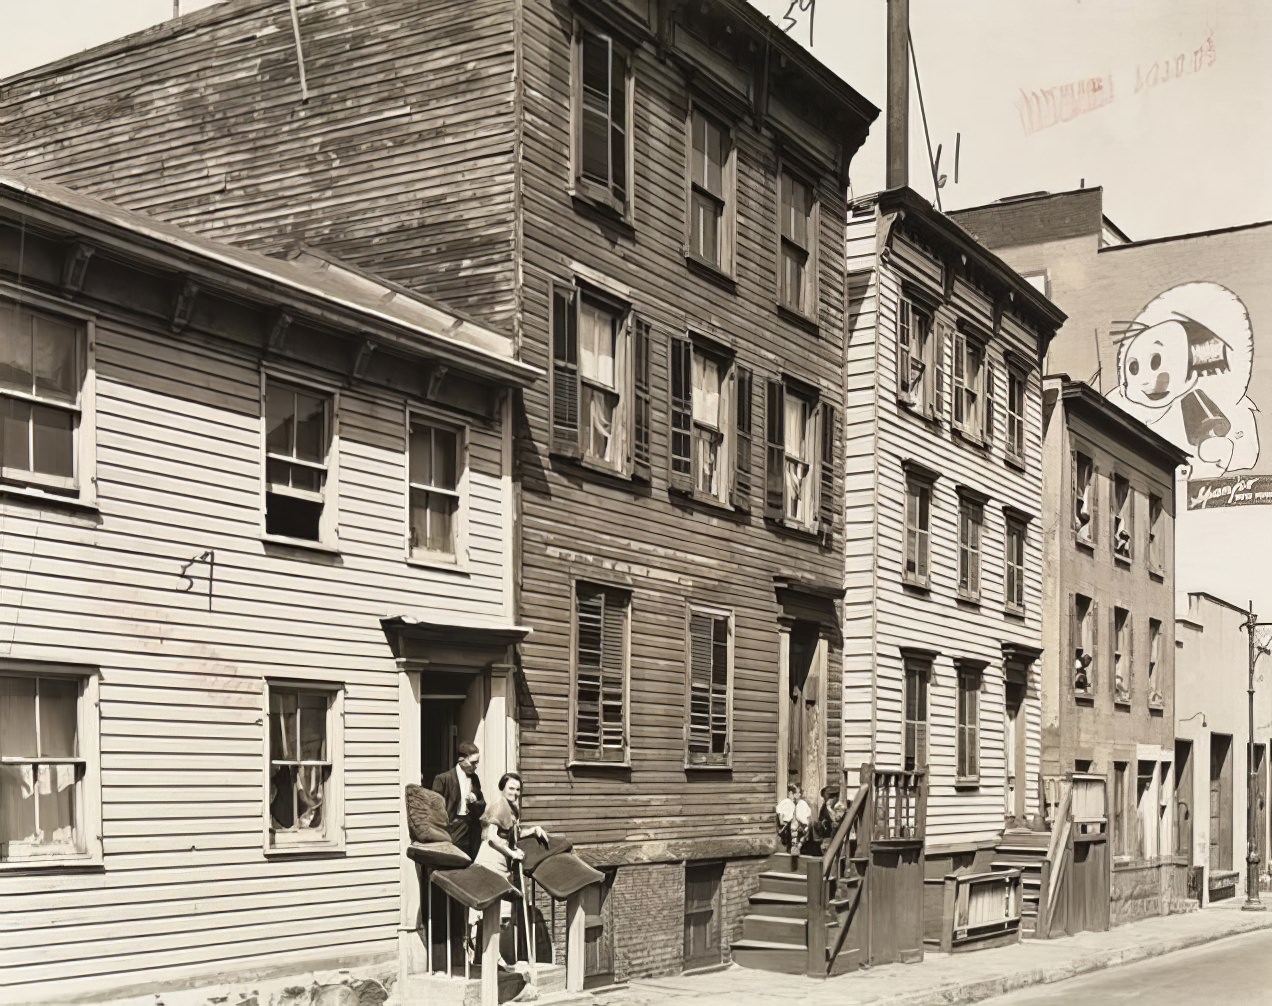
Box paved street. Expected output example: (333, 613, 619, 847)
(986, 929, 1272, 1004)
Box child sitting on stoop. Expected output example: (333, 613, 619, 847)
(775, 783, 812, 855)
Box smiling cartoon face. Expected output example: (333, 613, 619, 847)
(1120, 318, 1197, 410)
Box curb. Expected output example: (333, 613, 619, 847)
(881, 915, 1272, 1006)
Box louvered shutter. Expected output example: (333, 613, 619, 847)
(765, 380, 785, 519)
(710, 616, 728, 758)
(1091, 462, 1101, 545)
(983, 358, 995, 444)
(600, 594, 626, 759)
(916, 487, 930, 584)
(952, 330, 966, 429)
(669, 336, 693, 492)
(934, 324, 946, 419)
(818, 400, 836, 534)
(687, 612, 712, 762)
(551, 281, 580, 456)
(732, 366, 754, 510)
(1070, 449, 1080, 533)
(896, 299, 913, 400)
(633, 318, 652, 482)
(968, 508, 981, 597)
(575, 587, 604, 756)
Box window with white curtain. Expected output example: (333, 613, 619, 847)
(782, 388, 814, 525)
(266, 681, 343, 850)
(578, 296, 627, 470)
(0, 670, 99, 865)
(692, 350, 725, 499)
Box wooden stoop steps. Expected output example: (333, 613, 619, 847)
(992, 829, 1050, 938)
(731, 852, 864, 976)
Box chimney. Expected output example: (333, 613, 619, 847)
(886, 0, 909, 190)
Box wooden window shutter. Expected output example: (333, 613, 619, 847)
(896, 299, 913, 398)
(983, 358, 995, 443)
(933, 324, 946, 419)
(968, 509, 980, 597)
(551, 281, 580, 456)
(1090, 599, 1100, 688)
(1127, 618, 1135, 691)
(732, 366, 754, 510)
(633, 318, 652, 482)
(599, 593, 627, 757)
(765, 380, 785, 519)
(817, 400, 836, 534)
(710, 616, 728, 757)
(669, 336, 693, 491)
(916, 487, 930, 583)
(575, 586, 604, 755)
(1070, 449, 1079, 533)
(951, 330, 966, 429)
(1070, 593, 1080, 674)
(904, 484, 918, 580)
(1090, 462, 1101, 544)
(687, 612, 712, 760)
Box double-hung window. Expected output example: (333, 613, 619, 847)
(952, 328, 987, 439)
(551, 282, 646, 476)
(764, 381, 836, 534)
(685, 608, 732, 767)
(1147, 494, 1165, 573)
(0, 669, 100, 866)
(1006, 368, 1027, 463)
(1112, 474, 1133, 561)
(955, 660, 984, 784)
(902, 462, 937, 589)
(408, 417, 464, 562)
(957, 489, 984, 601)
(1113, 606, 1131, 703)
(670, 337, 753, 507)
(266, 680, 343, 850)
(896, 296, 937, 415)
(688, 107, 733, 272)
(1073, 593, 1096, 695)
(1148, 618, 1163, 706)
(573, 583, 629, 764)
(1072, 450, 1096, 546)
(264, 376, 336, 544)
(1004, 512, 1028, 615)
(574, 26, 630, 213)
(901, 650, 933, 772)
(778, 169, 816, 317)
(0, 299, 92, 500)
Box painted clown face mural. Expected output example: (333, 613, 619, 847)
(1109, 282, 1259, 482)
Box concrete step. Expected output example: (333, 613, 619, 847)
(741, 913, 807, 945)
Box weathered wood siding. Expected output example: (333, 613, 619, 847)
(514, 1, 850, 857)
(844, 206, 1046, 845)
(0, 314, 513, 1002)
(0, 0, 519, 325)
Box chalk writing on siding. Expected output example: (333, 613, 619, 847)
(178, 549, 216, 610)
(1016, 75, 1115, 135)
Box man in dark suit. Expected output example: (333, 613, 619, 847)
(431, 740, 485, 859)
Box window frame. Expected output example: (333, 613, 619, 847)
(1003, 510, 1029, 616)
(954, 660, 984, 785)
(1073, 593, 1097, 698)
(1112, 473, 1133, 564)
(1113, 606, 1132, 704)
(1072, 449, 1097, 548)
(902, 462, 938, 590)
(896, 294, 939, 417)
(671, 335, 737, 506)
(683, 605, 734, 770)
(260, 369, 341, 550)
(901, 650, 934, 773)
(776, 163, 819, 321)
(262, 678, 345, 855)
(1147, 494, 1165, 575)
(951, 326, 988, 442)
(570, 580, 632, 767)
(571, 21, 633, 218)
(685, 102, 736, 277)
(1147, 617, 1164, 707)
(0, 290, 97, 506)
(956, 489, 985, 603)
(1005, 363, 1027, 466)
(405, 409, 469, 568)
(0, 664, 102, 870)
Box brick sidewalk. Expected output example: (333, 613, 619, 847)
(597, 896, 1272, 1006)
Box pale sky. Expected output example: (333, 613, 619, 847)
(2, 0, 1269, 239)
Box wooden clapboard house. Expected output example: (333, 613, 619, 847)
(0, 0, 878, 990)
(839, 188, 1067, 959)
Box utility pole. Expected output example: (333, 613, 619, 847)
(1243, 601, 1267, 911)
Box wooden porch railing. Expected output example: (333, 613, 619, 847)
(939, 869, 1022, 952)
(872, 767, 927, 842)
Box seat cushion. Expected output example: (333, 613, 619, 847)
(530, 853, 605, 900)
(405, 784, 451, 844)
(520, 833, 575, 874)
(431, 865, 522, 911)
(406, 841, 471, 870)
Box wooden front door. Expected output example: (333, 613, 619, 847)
(1256, 744, 1268, 868)
(1004, 681, 1027, 826)
(683, 862, 723, 969)
(1210, 734, 1233, 872)
(787, 627, 817, 793)
(1175, 739, 1194, 865)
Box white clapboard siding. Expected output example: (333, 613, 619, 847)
(0, 310, 513, 999)
(842, 208, 1046, 843)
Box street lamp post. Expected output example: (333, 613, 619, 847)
(1242, 601, 1268, 912)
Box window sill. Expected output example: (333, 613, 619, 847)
(262, 534, 342, 557)
(1005, 453, 1027, 473)
(1114, 698, 1132, 709)
(776, 302, 820, 336)
(956, 591, 981, 606)
(765, 516, 827, 544)
(901, 576, 932, 594)
(1148, 702, 1166, 715)
(897, 399, 942, 427)
(407, 553, 471, 575)
(1074, 536, 1095, 553)
(1003, 605, 1027, 620)
(0, 483, 99, 516)
(1113, 554, 1133, 568)
(568, 186, 634, 234)
(568, 757, 631, 771)
(1148, 567, 1165, 582)
(264, 842, 347, 859)
(670, 485, 748, 519)
(685, 761, 732, 772)
(684, 253, 737, 292)
(0, 854, 104, 873)
(1074, 691, 1095, 705)
(952, 427, 989, 451)
(551, 450, 637, 487)
(954, 778, 981, 790)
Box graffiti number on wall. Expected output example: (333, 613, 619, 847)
(780, 0, 815, 47)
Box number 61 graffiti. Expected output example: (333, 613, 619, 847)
(780, 0, 815, 47)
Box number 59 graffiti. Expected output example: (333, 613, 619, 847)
(780, 0, 815, 47)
